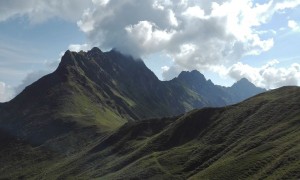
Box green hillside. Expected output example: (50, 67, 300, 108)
(0, 47, 282, 179)
(74, 86, 300, 179)
(1, 86, 299, 179)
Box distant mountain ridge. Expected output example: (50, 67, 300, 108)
(0, 47, 265, 145)
(228, 77, 265, 100)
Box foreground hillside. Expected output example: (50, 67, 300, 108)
(1, 86, 299, 179)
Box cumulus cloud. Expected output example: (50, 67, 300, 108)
(226, 60, 300, 89)
(288, 20, 300, 31)
(1, 0, 300, 94)
(68, 43, 91, 52)
(0, 0, 92, 23)
(78, 0, 298, 74)
(0, 82, 14, 102)
(74, 0, 300, 89)
(275, 0, 300, 10)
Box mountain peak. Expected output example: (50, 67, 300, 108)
(177, 70, 206, 83)
(232, 77, 256, 89)
(87, 47, 103, 56)
(238, 77, 251, 83)
(229, 77, 265, 100)
(58, 50, 76, 68)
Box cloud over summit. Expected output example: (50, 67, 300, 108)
(227, 60, 300, 89)
(0, 0, 300, 92)
(75, 0, 300, 88)
(78, 0, 276, 66)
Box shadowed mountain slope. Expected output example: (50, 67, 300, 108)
(0, 48, 264, 145)
(0, 86, 299, 179)
(0, 47, 270, 179)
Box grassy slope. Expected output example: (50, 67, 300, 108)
(0, 87, 299, 179)
(0, 47, 295, 179)
(0, 50, 133, 145)
(47, 86, 299, 180)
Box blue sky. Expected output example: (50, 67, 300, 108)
(0, 0, 300, 102)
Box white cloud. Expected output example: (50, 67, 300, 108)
(182, 6, 207, 19)
(275, 0, 300, 11)
(0, 82, 14, 102)
(68, 43, 91, 52)
(77, 8, 95, 33)
(125, 21, 175, 56)
(227, 60, 300, 89)
(288, 20, 300, 31)
(78, 0, 300, 77)
(168, 9, 179, 27)
(2, 0, 300, 93)
(92, 0, 110, 6)
(161, 66, 170, 72)
(73, 0, 300, 85)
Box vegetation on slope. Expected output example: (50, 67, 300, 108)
(69, 86, 300, 179)
(0, 47, 274, 179)
(1, 86, 297, 179)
